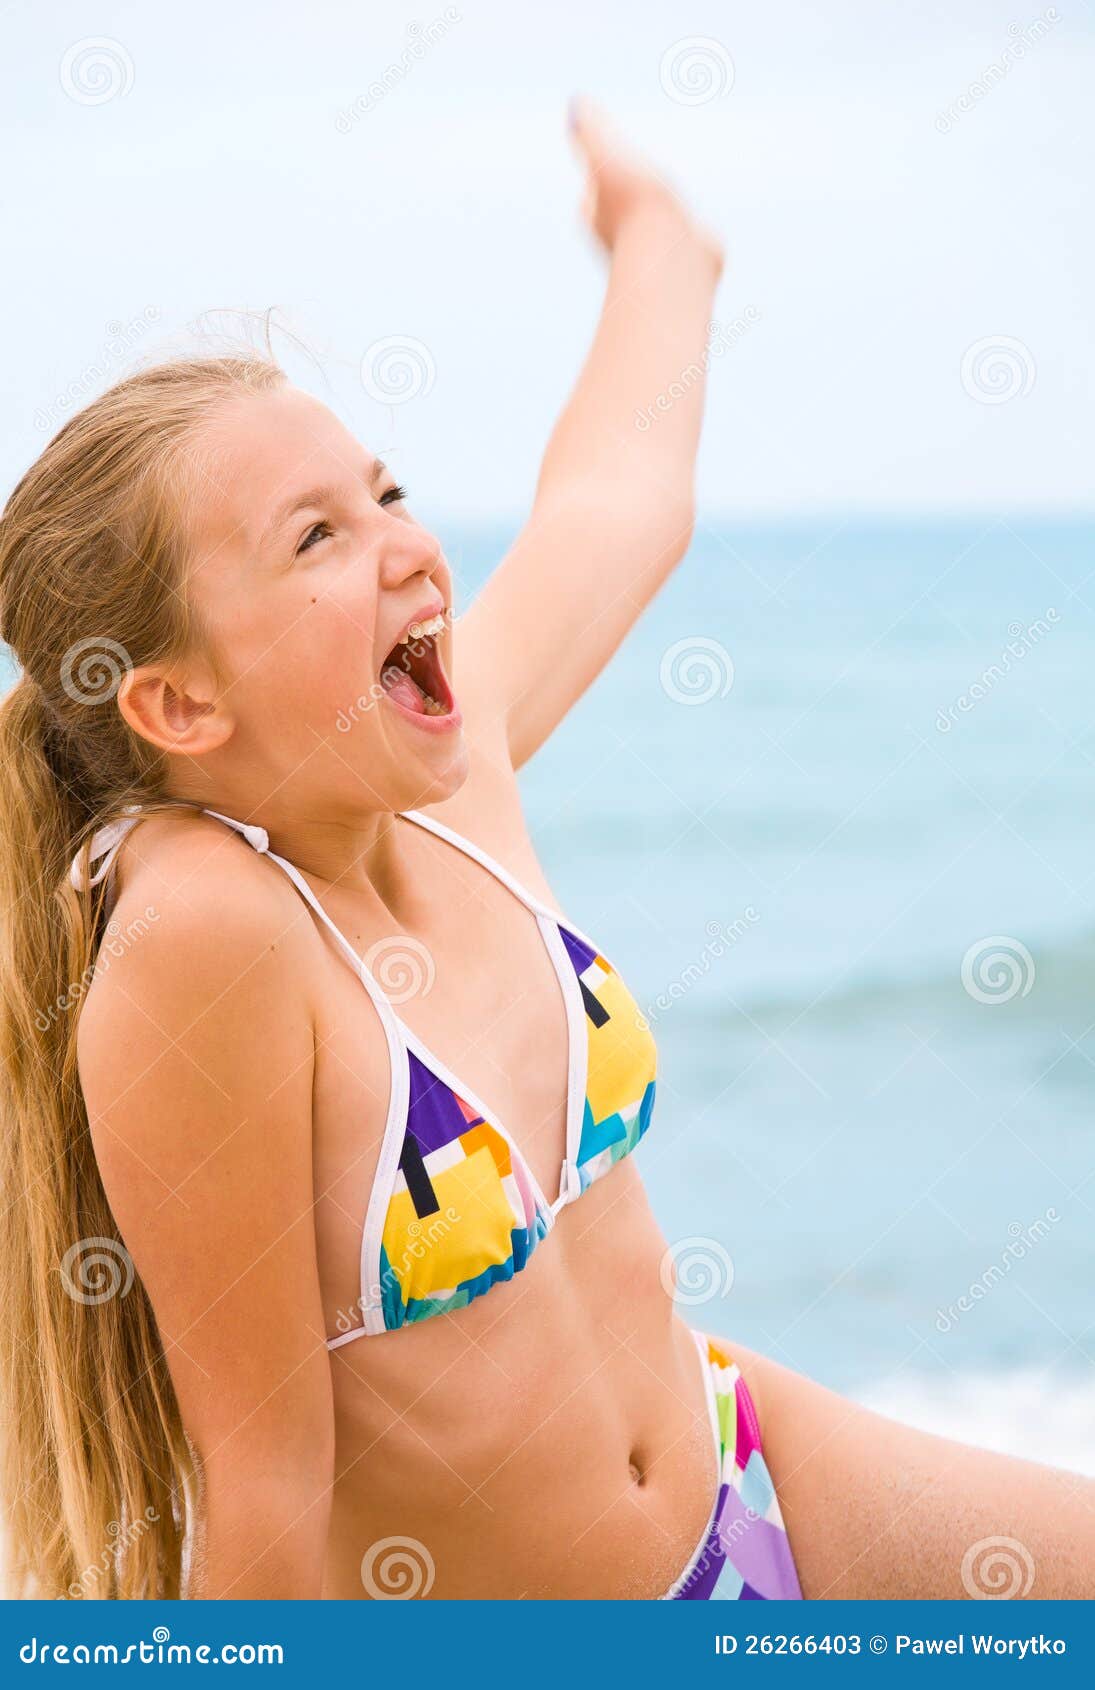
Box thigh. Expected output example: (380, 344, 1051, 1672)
(732, 1343, 1095, 1599)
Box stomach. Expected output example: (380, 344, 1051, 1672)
(321, 1163, 717, 1599)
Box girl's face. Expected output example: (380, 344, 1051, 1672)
(182, 384, 468, 817)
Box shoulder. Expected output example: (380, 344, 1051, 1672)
(77, 809, 320, 1133)
(84, 808, 316, 997)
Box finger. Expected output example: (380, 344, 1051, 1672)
(567, 96, 613, 173)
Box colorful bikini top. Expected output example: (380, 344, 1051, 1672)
(73, 805, 658, 1346)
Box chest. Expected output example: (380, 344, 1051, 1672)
(303, 821, 658, 1338)
(306, 862, 571, 1328)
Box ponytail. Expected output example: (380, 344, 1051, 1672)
(0, 675, 192, 1598)
(0, 354, 283, 1597)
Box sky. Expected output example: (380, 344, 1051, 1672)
(0, 0, 1090, 522)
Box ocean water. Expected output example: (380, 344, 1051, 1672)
(3, 514, 1093, 1474)
(452, 513, 1095, 1472)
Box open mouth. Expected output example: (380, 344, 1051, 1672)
(379, 612, 456, 721)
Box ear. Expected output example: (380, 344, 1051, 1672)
(117, 663, 235, 758)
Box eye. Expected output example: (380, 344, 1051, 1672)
(297, 521, 332, 555)
(379, 484, 409, 507)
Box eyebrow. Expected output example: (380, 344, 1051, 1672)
(260, 458, 390, 547)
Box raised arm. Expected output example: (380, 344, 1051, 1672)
(461, 103, 723, 769)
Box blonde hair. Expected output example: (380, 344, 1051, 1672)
(0, 355, 285, 1598)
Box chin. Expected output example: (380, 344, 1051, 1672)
(403, 737, 470, 809)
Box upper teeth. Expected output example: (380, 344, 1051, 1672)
(402, 612, 446, 643)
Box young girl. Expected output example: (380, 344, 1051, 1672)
(1, 108, 1092, 1602)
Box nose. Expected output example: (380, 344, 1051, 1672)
(377, 514, 442, 592)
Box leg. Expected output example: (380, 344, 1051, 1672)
(733, 1342, 1095, 1599)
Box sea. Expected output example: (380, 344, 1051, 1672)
(455, 512, 1095, 1475)
(2, 512, 1093, 1474)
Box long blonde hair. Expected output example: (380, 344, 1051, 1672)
(0, 355, 285, 1598)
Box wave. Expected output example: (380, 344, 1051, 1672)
(857, 1368, 1095, 1477)
(684, 929, 1095, 1031)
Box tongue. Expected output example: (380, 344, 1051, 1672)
(382, 665, 428, 714)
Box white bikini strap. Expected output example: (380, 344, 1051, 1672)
(398, 808, 562, 922)
(200, 809, 404, 1024)
(199, 807, 409, 1341)
(69, 807, 145, 891)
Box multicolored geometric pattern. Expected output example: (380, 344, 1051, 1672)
(668, 1336, 803, 1600)
(561, 927, 657, 1192)
(375, 924, 657, 1332)
(378, 1050, 552, 1329)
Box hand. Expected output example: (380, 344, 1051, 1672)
(568, 97, 723, 274)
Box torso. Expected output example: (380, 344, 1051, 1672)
(95, 760, 716, 1599)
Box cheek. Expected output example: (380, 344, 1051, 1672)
(219, 587, 379, 734)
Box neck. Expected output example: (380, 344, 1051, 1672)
(164, 770, 413, 899)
